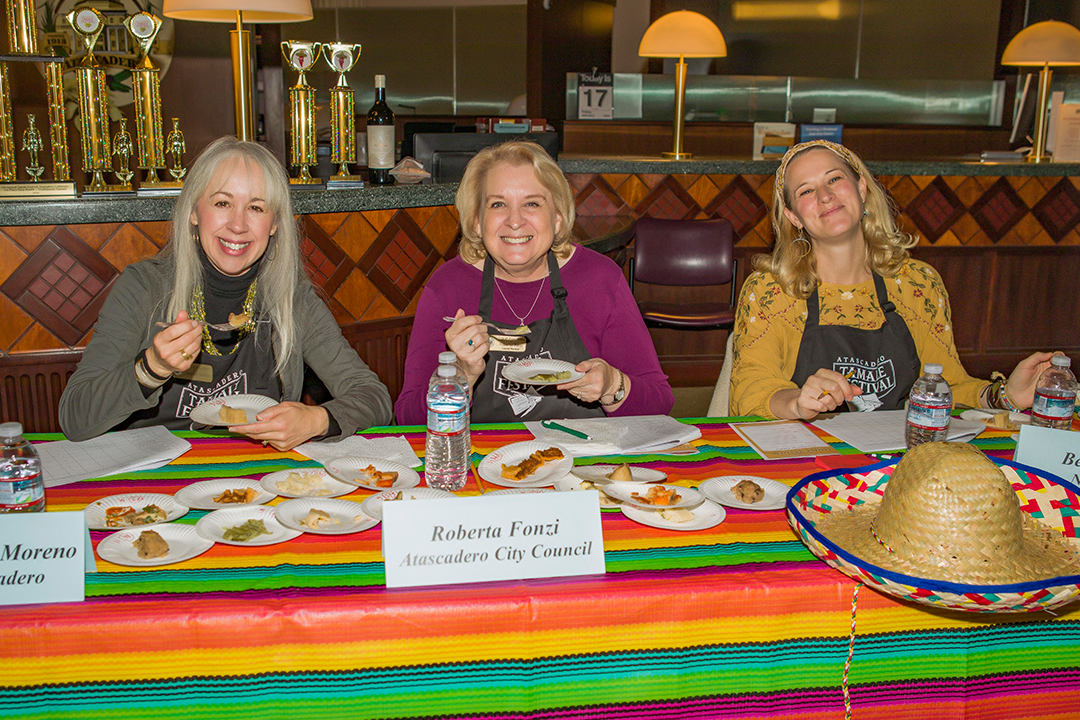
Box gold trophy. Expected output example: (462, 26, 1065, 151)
(0, 63, 14, 182)
(110, 118, 135, 192)
(21, 114, 44, 181)
(125, 11, 167, 188)
(45, 50, 71, 184)
(166, 118, 186, 183)
(324, 42, 363, 187)
(281, 40, 322, 185)
(5, 0, 36, 54)
(67, 6, 111, 193)
(0, 0, 34, 181)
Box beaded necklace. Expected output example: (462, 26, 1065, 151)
(191, 278, 258, 356)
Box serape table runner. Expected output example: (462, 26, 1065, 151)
(1, 419, 1077, 720)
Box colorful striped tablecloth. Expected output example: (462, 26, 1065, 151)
(2, 419, 1078, 720)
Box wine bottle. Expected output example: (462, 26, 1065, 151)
(366, 74, 395, 186)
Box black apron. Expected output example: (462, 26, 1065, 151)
(791, 273, 921, 412)
(472, 252, 604, 422)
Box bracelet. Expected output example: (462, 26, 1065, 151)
(134, 350, 170, 389)
(988, 371, 1022, 412)
(599, 371, 625, 407)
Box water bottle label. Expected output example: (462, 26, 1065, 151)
(1033, 390, 1075, 421)
(0, 473, 44, 508)
(428, 407, 467, 434)
(907, 399, 950, 430)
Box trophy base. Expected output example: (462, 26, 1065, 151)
(289, 177, 325, 186)
(327, 175, 365, 189)
(138, 181, 184, 197)
(0, 181, 78, 200)
(83, 183, 136, 196)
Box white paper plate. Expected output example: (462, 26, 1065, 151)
(85, 493, 188, 531)
(699, 475, 789, 511)
(189, 394, 278, 426)
(959, 409, 1031, 430)
(477, 441, 573, 488)
(621, 499, 726, 531)
(325, 457, 421, 491)
(174, 478, 275, 510)
(570, 464, 667, 484)
(486, 488, 554, 497)
(274, 498, 379, 535)
(554, 475, 621, 507)
(602, 482, 702, 511)
(500, 359, 584, 386)
(96, 523, 214, 566)
(195, 506, 302, 546)
(359, 487, 457, 521)
(260, 468, 356, 498)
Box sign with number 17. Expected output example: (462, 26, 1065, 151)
(578, 69, 613, 120)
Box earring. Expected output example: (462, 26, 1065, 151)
(264, 234, 277, 262)
(793, 230, 812, 260)
(863, 209, 869, 218)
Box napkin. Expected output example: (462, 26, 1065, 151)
(524, 418, 627, 457)
(295, 435, 422, 468)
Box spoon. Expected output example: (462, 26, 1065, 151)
(441, 317, 531, 336)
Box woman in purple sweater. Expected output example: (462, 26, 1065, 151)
(394, 141, 672, 424)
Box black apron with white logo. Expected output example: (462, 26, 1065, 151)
(791, 273, 921, 412)
(471, 252, 604, 422)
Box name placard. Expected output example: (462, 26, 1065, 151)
(1015, 424, 1080, 485)
(0, 512, 91, 606)
(382, 491, 605, 588)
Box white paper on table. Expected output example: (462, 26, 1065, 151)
(812, 409, 985, 453)
(729, 420, 837, 460)
(295, 435, 423, 468)
(37, 426, 192, 488)
(524, 415, 701, 457)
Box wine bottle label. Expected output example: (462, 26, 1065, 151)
(367, 126, 395, 170)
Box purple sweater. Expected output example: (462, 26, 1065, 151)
(395, 247, 673, 425)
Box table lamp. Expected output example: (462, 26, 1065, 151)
(163, 0, 313, 142)
(1002, 20, 1080, 163)
(638, 10, 726, 160)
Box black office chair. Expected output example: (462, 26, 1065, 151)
(628, 217, 737, 330)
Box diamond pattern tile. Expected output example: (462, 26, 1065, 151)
(905, 177, 966, 242)
(360, 210, 439, 312)
(704, 175, 769, 238)
(1032, 179, 1080, 242)
(575, 177, 628, 217)
(634, 176, 699, 219)
(299, 216, 352, 296)
(0, 226, 116, 346)
(968, 178, 1028, 243)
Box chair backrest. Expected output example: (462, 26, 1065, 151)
(633, 218, 735, 286)
(707, 333, 735, 417)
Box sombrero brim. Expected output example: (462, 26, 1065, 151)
(787, 457, 1080, 613)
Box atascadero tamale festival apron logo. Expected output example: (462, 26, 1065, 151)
(37, 0, 175, 118)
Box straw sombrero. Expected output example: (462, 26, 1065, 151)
(787, 442, 1080, 613)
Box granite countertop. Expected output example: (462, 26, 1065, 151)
(1, 156, 1076, 227)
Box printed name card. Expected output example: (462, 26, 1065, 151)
(1, 512, 93, 606)
(1015, 424, 1080, 485)
(382, 492, 605, 588)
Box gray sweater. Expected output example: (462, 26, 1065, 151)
(59, 256, 393, 441)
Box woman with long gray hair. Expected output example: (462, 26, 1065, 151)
(60, 137, 392, 449)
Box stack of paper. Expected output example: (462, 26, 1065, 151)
(812, 409, 985, 453)
(38, 426, 192, 488)
(295, 435, 423, 468)
(525, 415, 701, 457)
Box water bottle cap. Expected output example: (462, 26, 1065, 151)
(1051, 355, 1072, 368)
(0, 422, 24, 438)
(437, 365, 456, 377)
(438, 351, 457, 364)
(923, 363, 943, 375)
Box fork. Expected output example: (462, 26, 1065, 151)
(156, 320, 255, 332)
(441, 316, 530, 335)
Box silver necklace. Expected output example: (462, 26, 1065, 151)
(495, 274, 547, 331)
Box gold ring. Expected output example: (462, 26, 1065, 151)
(180, 349, 192, 361)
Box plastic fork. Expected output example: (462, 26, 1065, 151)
(157, 320, 244, 332)
(441, 316, 530, 335)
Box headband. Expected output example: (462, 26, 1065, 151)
(775, 140, 862, 206)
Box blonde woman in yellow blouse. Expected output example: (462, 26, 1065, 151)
(730, 140, 1053, 420)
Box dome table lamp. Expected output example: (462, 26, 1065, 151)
(638, 10, 726, 160)
(1002, 20, 1080, 163)
(163, 0, 313, 142)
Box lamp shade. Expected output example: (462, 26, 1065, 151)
(163, 0, 312, 23)
(1002, 20, 1080, 66)
(638, 10, 726, 58)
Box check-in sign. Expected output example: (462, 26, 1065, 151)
(382, 491, 605, 588)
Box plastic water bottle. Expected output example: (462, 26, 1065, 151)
(0, 422, 45, 513)
(438, 351, 469, 396)
(905, 363, 952, 448)
(425, 364, 470, 491)
(1032, 355, 1078, 430)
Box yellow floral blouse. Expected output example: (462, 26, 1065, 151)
(730, 258, 987, 418)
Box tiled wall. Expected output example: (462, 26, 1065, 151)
(2, 170, 1077, 356)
